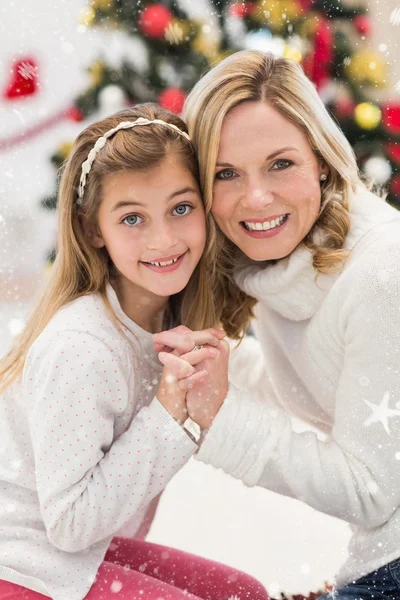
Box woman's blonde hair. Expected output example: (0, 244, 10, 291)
(0, 103, 216, 392)
(184, 50, 362, 339)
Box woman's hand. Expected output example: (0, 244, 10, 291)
(184, 339, 230, 430)
(153, 325, 225, 354)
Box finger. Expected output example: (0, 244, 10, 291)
(191, 327, 226, 340)
(178, 369, 209, 391)
(153, 331, 197, 354)
(153, 341, 171, 353)
(180, 346, 218, 366)
(184, 330, 223, 348)
(158, 352, 195, 379)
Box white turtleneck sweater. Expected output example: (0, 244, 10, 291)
(198, 187, 400, 587)
(0, 284, 197, 600)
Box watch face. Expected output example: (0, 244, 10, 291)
(184, 417, 201, 443)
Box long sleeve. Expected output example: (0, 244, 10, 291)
(198, 249, 400, 528)
(227, 333, 277, 406)
(25, 331, 197, 553)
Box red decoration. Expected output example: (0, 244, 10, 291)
(4, 57, 39, 100)
(298, 0, 314, 11)
(66, 105, 85, 122)
(390, 174, 400, 197)
(386, 143, 400, 165)
(335, 98, 356, 119)
(382, 102, 400, 135)
(158, 87, 186, 115)
(303, 18, 333, 90)
(138, 4, 173, 39)
(229, 2, 256, 17)
(354, 15, 372, 36)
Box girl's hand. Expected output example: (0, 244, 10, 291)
(156, 345, 219, 424)
(158, 340, 230, 430)
(153, 325, 225, 354)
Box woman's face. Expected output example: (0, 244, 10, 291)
(212, 101, 328, 261)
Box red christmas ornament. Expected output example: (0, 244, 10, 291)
(390, 174, 400, 196)
(313, 19, 333, 89)
(382, 102, 400, 135)
(158, 87, 186, 115)
(229, 2, 255, 17)
(66, 105, 84, 122)
(138, 4, 173, 39)
(303, 18, 333, 90)
(386, 143, 400, 165)
(335, 98, 356, 119)
(354, 14, 372, 36)
(298, 0, 314, 11)
(4, 57, 39, 100)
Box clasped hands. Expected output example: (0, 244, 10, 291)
(153, 326, 229, 431)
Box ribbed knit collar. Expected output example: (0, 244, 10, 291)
(234, 188, 400, 321)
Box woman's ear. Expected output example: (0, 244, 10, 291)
(80, 214, 105, 248)
(319, 162, 329, 181)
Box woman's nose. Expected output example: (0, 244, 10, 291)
(241, 181, 274, 212)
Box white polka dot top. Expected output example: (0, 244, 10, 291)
(0, 284, 197, 600)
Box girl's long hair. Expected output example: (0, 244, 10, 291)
(0, 103, 216, 393)
(184, 50, 363, 339)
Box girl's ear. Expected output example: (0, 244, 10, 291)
(79, 214, 105, 248)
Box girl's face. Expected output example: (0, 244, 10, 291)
(91, 156, 206, 299)
(212, 101, 328, 261)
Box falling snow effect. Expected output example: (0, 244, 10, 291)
(1, 0, 400, 598)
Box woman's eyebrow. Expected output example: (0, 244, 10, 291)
(216, 146, 299, 168)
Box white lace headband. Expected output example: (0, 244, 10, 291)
(76, 117, 191, 206)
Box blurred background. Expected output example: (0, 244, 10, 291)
(1, 0, 399, 595)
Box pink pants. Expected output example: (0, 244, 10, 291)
(0, 537, 269, 599)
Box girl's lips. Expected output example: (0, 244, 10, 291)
(240, 214, 290, 238)
(140, 251, 187, 273)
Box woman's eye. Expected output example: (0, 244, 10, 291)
(271, 159, 293, 170)
(123, 214, 143, 227)
(172, 204, 192, 217)
(215, 169, 237, 181)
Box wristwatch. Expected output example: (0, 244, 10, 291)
(183, 416, 201, 444)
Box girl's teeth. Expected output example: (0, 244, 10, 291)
(150, 257, 179, 267)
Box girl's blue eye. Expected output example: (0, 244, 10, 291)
(271, 159, 293, 170)
(215, 169, 236, 181)
(123, 214, 143, 227)
(172, 204, 192, 216)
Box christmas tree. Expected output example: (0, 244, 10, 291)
(42, 0, 400, 262)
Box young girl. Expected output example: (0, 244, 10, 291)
(0, 104, 268, 600)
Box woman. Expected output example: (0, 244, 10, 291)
(157, 50, 400, 599)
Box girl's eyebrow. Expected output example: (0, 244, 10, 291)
(111, 187, 198, 212)
(167, 186, 198, 201)
(216, 146, 299, 167)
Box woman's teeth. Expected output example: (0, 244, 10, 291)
(148, 257, 179, 267)
(243, 214, 288, 231)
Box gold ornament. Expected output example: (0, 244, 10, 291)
(283, 44, 302, 62)
(345, 50, 387, 88)
(192, 26, 220, 62)
(57, 142, 73, 160)
(298, 12, 320, 38)
(165, 19, 191, 44)
(79, 6, 96, 26)
(90, 0, 114, 11)
(255, 0, 302, 32)
(88, 60, 106, 86)
(354, 102, 382, 130)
